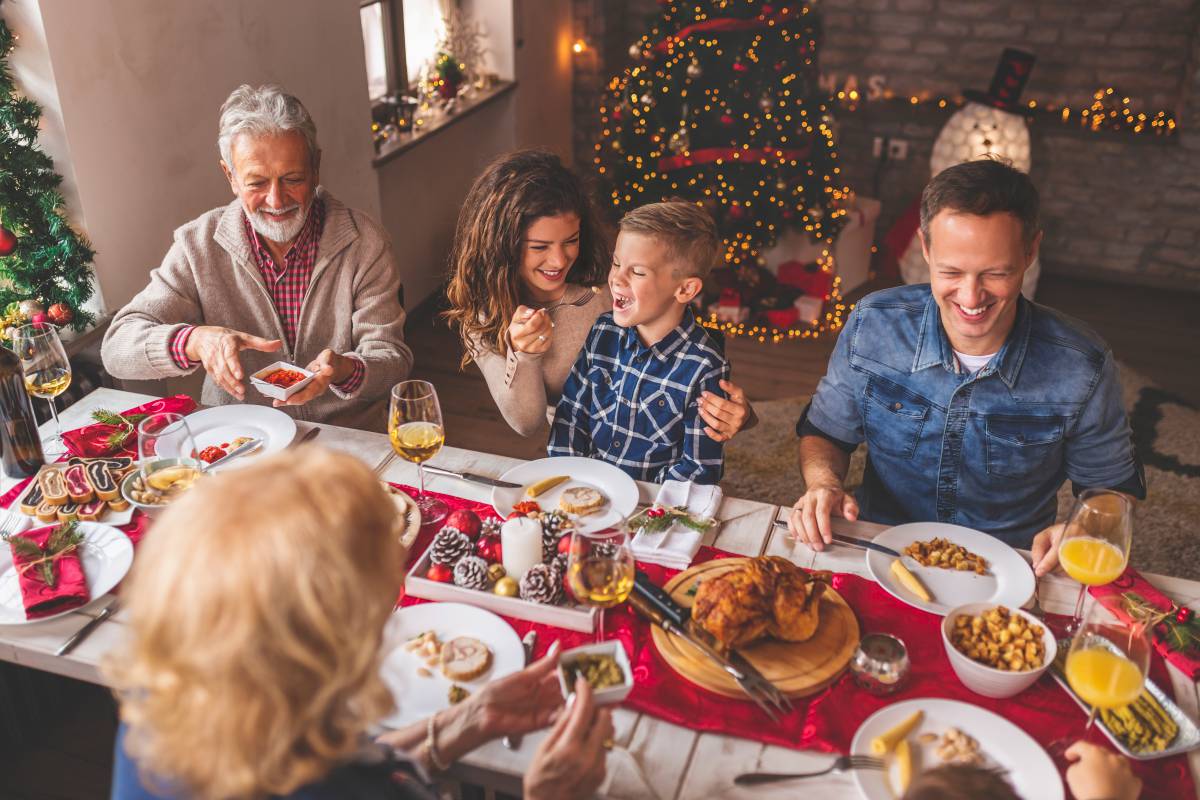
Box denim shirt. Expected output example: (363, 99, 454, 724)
(803, 284, 1144, 548)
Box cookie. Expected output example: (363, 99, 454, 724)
(559, 486, 606, 515)
(440, 636, 493, 682)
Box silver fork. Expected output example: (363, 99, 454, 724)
(733, 754, 885, 785)
(543, 285, 600, 314)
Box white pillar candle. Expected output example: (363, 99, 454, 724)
(501, 516, 543, 580)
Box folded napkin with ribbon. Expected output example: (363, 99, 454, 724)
(1091, 567, 1200, 679)
(629, 480, 722, 569)
(5, 522, 90, 620)
(62, 394, 196, 458)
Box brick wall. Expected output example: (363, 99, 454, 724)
(572, 0, 1200, 291)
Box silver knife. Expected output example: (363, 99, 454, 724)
(503, 630, 539, 750)
(205, 437, 263, 469)
(57, 600, 119, 656)
(422, 464, 521, 489)
(772, 519, 901, 558)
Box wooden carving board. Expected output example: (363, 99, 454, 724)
(650, 558, 860, 699)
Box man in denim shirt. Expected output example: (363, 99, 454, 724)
(786, 159, 1144, 572)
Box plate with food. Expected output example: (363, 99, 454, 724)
(156, 405, 296, 469)
(491, 457, 639, 534)
(377, 602, 524, 728)
(865, 522, 1035, 616)
(851, 698, 1062, 800)
(9, 459, 136, 527)
(0, 520, 134, 625)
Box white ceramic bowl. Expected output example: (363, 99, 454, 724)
(557, 641, 633, 706)
(249, 361, 315, 400)
(942, 602, 1057, 699)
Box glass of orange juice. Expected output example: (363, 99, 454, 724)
(1057, 489, 1133, 634)
(1064, 604, 1150, 737)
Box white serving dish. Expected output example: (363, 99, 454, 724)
(404, 545, 597, 633)
(11, 464, 135, 527)
(941, 602, 1057, 699)
(249, 361, 316, 400)
(557, 640, 634, 706)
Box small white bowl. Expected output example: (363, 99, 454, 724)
(557, 641, 633, 706)
(249, 361, 315, 400)
(942, 602, 1057, 699)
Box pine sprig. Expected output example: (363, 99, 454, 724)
(2, 520, 84, 588)
(1122, 591, 1200, 657)
(90, 408, 148, 449)
(629, 505, 716, 535)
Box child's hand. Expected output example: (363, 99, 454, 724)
(508, 306, 553, 354)
(1064, 740, 1141, 800)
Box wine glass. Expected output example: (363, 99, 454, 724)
(136, 412, 203, 493)
(1057, 489, 1134, 634)
(389, 380, 448, 525)
(1064, 602, 1150, 739)
(567, 526, 635, 643)
(13, 324, 72, 456)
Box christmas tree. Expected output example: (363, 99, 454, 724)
(594, 0, 851, 340)
(0, 5, 95, 333)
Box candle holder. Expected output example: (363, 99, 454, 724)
(850, 633, 910, 695)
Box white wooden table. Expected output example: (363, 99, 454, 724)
(3, 388, 1199, 799)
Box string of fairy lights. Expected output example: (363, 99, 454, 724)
(594, 1, 853, 342)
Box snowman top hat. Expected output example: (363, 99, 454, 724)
(963, 48, 1037, 116)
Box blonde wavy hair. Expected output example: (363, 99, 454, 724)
(105, 447, 403, 799)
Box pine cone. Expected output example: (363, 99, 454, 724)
(453, 556, 490, 591)
(480, 517, 502, 538)
(430, 527, 472, 565)
(540, 511, 572, 561)
(520, 563, 562, 605)
(549, 553, 569, 590)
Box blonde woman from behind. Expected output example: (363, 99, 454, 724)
(107, 446, 612, 800)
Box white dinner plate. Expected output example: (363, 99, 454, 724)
(378, 602, 524, 728)
(159, 405, 296, 469)
(851, 698, 1063, 800)
(0, 521, 134, 625)
(491, 456, 640, 534)
(866, 522, 1035, 615)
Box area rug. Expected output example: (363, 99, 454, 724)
(724, 364, 1200, 581)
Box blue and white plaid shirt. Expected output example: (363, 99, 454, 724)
(548, 308, 729, 484)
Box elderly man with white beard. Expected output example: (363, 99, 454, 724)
(102, 85, 412, 431)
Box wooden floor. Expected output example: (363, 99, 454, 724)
(4, 271, 1197, 800)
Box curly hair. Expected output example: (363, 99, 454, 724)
(105, 447, 403, 799)
(444, 149, 609, 368)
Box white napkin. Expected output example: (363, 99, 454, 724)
(630, 480, 723, 570)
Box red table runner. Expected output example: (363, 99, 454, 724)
(396, 485, 1195, 800)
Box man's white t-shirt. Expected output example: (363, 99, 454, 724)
(954, 349, 997, 375)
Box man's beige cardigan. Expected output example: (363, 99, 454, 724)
(101, 190, 413, 431)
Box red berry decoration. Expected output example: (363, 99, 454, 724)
(444, 508, 482, 539)
(426, 563, 453, 583)
(557, 533, 572, 555)
(645, 507, 665, 519)
(47, 303, 73, 326)
(476, 536, 502, 563)
(1176, 606, 1193, 624)
(30, 312, 47, 328)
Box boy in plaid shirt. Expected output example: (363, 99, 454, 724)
(549, 201, 729, 484)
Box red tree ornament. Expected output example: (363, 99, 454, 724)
(0, 225, 16, 257)
(476, 536, 502, 563)
(426, 563, 453, 583)
(444, 509, 482, 539)
(47, 303, 74, 326)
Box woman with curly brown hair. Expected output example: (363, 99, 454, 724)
(444, 149, 753, 440)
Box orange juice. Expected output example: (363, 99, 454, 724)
(1065, 648, 1144, 709)
(1059, 537, 1126, 586)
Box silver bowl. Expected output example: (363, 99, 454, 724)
(120, 458, 205, 513)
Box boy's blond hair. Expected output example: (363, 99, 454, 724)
(619, 200, 720, 279)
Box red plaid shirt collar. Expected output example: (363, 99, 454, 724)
(241, 197, 325, 349)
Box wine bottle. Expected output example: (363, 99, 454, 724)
(0, 344, 45, 479)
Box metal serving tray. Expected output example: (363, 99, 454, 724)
(1050, 645, 1200, 760)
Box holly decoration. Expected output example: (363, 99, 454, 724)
(426, 563, 453, 583)
(1122, 592, 1200, 656)
(628, 505, 717, 535)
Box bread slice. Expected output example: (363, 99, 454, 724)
(64, 463, 95, 504)
(440, 636, 493, 682)
(38, 468, 68, 506)
(35, 500, 59, 523)
(77, 499, 106, 521)
(559, 486, 606, 515)
(86, 461, 120, 502)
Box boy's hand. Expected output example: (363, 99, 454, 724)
(508, 306, 553, 355)
(1064, 740, 1141, 800)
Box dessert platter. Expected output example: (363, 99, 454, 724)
(491, 456, 639, 535)
(377, 602, 524, 728)
(651, 556, 860, 698)
(10, 459, 136, 526)
(154, 405, 296, 469)
(0, 520, 133, 625)
(865, 522, 1035, 615)
(850, 698, 1062, 800)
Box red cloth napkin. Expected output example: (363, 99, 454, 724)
(395, 485, 1196, 800)
(1091, 567, 1200, 679)
(61, 394, 196, 458)
(8, 524, 90, 619)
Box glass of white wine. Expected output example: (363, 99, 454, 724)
(136, 412, 203, 496)
(567, 525, 636, 643)
(13, 323, 73, 456)
(389, 380, 448, 525)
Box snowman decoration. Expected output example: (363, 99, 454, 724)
(899, 49, 1041, 299)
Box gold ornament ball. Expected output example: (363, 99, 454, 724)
(494, 576, 519, 597)
(487, 563, 506, 582)
(18, 299, 43, 318)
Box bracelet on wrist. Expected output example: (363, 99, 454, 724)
(424, 712, 451, 773)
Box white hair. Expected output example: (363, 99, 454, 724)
(217, 84, 319, 173)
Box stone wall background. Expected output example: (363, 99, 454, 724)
(571, 0, 1200, 291)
